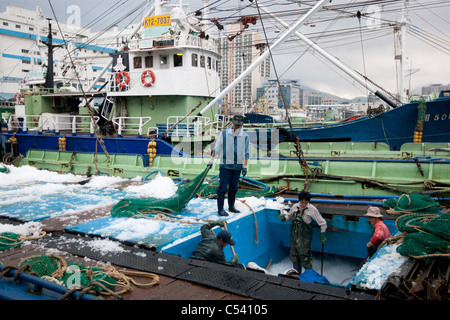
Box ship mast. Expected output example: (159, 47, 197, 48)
(395, 0, 410, 104)
(43, 19, 62, 92)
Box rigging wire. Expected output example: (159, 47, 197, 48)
(252, 0, 312, 184)
(356, 10, 369, 97)
(47, 0, 111, 166)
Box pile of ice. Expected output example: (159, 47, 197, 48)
(0, 165, 179, 220)
(89, 196, 287, 243)
(0, 165, 288, 255)
(351, 243, 407, 290)
(0, 221, 42, 238)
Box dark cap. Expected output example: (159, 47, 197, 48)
(217, 230, 236, 246)
(232, 114, 244, 126)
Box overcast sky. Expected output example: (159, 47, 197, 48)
(1, 0, 449, 100)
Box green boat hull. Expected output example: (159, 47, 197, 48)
(19, 142, 450, 197)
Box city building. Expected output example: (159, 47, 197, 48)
(302, 90, 322, 107)
(218, 22, 271, 114)
(0, 5, 122, 100)
(421, 84, 450, 96)
(256, 79, 301, 115)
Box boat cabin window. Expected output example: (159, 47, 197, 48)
(145, 56, 153, 68)
(160, 55, 169, 69)
(192, 54, 198, 67)
(134, 56, 142, 69)
(174, 53, 183, 67)
(207, 57, 212, 69)
(200, 55, 205, 68)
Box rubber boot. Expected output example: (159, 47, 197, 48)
(217, 195, 228, 216)
(228, 193, 240, 213)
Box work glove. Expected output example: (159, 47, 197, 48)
(241, 167, 247, 177)
(209, 220, 225, 228)
(278, 213, 286, 222)
(230, 255, 239, 266)
(206, 161, 213, 168)
(320, 232, 327, 245)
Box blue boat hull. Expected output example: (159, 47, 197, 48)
(285, 96, 450, 150)
(1, 95, 449, 157)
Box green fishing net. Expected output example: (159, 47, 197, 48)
(383, 193, 449, 264)
(0, 167, 9, 174)
(0, 232, 22, 251)
(19, 255, 117, 293)
(111, 167, 211, 218)
(414, 100, 427, 132)
(383, 193, 442, 214)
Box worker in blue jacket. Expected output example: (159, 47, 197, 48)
(208, 114, 249, 216)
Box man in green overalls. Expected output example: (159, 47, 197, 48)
(279, 191, 327, 273)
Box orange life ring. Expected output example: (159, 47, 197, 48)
(14, 93, 24, 104)
(116, 71, 130, 88)
(141, 70, 155, 87)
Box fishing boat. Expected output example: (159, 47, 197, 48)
(0, 0, 449, 301)
(0, 164, 448, 301)
(1, 0, 449, 197)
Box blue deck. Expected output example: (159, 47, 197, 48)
(64, 199, 397, 271)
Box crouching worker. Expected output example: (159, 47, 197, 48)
(279, 191, 327, 274)
(191, 220, 239, 266)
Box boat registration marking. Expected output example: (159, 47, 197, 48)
(145, 14, 171, 28)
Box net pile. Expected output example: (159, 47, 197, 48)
(0, 232, 22, 251)
(19, 255, 116, 293)
(0, 231, 46, 251)
(111, 167, 210, 218)
(383, 193, 449, 264)
(17, 254, 159, 298)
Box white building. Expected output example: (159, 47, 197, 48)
(256, 79, 301, 114)
(421, 83, 450, 96)
(0, 5, 128, 100)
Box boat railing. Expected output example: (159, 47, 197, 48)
(7, 114, 99, 136)
(213, 114, 232, 132)
(174, 34, 219, 53)
(111, 116, 152, 137)
(146, 126, 159, 137)
(132, 33, 219, 53)
(165, 115, 210, 137)
(108, 73, 126, 92)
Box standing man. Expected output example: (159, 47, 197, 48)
(279, 191, 327, 274)
(208, 114, 249, 217)
(365, 206, 391, 258)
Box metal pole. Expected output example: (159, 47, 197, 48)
(258, 4, 398, 108)
(321, 243, 324, 275)
(196, 0, 330, 117)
